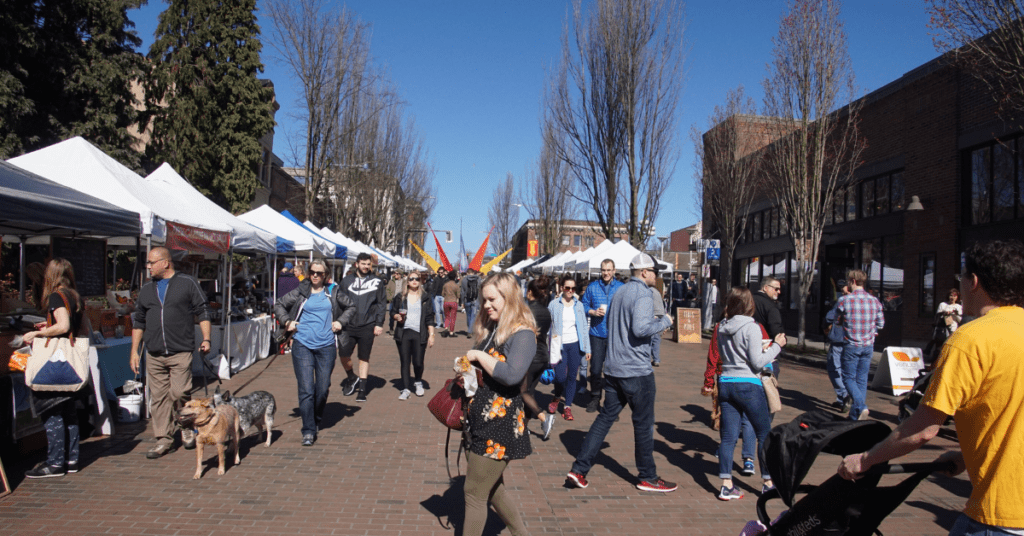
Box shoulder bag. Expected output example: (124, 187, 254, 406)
(760, 370, 782, 414)
(25, 291, 91, 392)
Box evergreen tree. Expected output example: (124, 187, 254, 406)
(145, 0, 275, 213)
(0, 0, 145, 165)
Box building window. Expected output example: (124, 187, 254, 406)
(861, 180, 875, 219)
(971, 146, 992, 224)
(920, 253, 936, 317)
(562, 234, 570, 246)
(752, 212, 762, 243)
(573, 235, 581, 247)
(891, 172, 905, 210)
(966, 136, 1024, 226)
(834, 188, 846, 224)
(993, 140, 1015, 222)
(876, 174, 889, 214)
(845, 186, 857, 222)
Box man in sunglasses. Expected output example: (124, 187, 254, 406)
(753, 276, 785, 378)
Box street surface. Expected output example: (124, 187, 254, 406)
(2, 313, 968, 535)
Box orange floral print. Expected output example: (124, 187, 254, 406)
(514, 409, 526, 437)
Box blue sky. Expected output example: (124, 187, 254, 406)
(128, 1, 939, 255)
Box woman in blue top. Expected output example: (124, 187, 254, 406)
(547, 274, 591, 422)
(274, 260, 355, 446)
(714, 287, 786, 501)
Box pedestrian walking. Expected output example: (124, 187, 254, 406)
(753, 276, 785, 378)
(274, 260, 355, 446)
(390, 271, 435, 400)
(713, 287, 786, 501)
(566, 253, 676, 493)
(838, 239, 1024, 535)
(441, 271, 460, 336)
(460, 268, 482, 339)
(130, 247, 211, 459)
(386, 271, 406, 334)
(520, 275, 556, 440)
(276, 261, 300, 299)
(824, 279, 851, 412)
(22, 259, 91, 478)
(702, 278, 719, 331)
(429, 267, 447, 330)
(547, 274, 591, 421)
(835, 269, 884, 420)
(579, 259, 624, 413)
(460, 272, 537, 536)
(337, 252, 388, 403)
(923, 288, 962, 363)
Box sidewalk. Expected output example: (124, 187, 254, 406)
(2, 314, 967, 536)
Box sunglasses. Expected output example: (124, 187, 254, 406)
(564, 285, 576, 290)
(309, 271, 326, 276)
(770, 286, 781, 291)
(408, 277, 421, 282)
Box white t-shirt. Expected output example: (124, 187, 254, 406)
(406, 294, 422, 333)
(562, 301, 579, 345)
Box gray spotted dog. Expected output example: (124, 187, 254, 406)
(213, 388, 276, 447)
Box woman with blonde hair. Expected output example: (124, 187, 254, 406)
(22, 258, 90, 478)
(460, 272, 537, 536)
(390, 270, 435, 399)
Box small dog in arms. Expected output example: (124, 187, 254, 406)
(213, 388, 276, 447)
(176, 398, 240, 479)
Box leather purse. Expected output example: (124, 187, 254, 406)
(428, 375, 467, 430)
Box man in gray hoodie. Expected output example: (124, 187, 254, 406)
(567, 253, 676, 493)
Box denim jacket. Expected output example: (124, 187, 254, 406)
(548, 296, 591, 354)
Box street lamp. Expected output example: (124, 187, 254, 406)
(657, 236, 669, 263)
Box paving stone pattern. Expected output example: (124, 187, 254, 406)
(2, 315, 968, 535)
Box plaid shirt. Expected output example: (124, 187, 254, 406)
(836, 288, 885, 347)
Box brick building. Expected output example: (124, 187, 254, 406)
(509, 219, 631, 264)
(704, 53, 1024, 348)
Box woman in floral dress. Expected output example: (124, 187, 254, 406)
(461, 272, 537, 536)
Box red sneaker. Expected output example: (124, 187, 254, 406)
(637, 478, 678, 493)
(566, 471, 588, 488)
(547, 399, 561, 415)
(563, 407, 574, 421)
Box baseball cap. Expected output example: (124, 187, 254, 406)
(284, 262, 294, 270)
(629, 253, 655, 270)
(837, 279, 847, 288)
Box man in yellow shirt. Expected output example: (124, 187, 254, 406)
(838, 239, 1024, 535)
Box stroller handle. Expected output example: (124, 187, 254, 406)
(756, 461, 958, 529)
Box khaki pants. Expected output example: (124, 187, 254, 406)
(146, 351, 192, 444)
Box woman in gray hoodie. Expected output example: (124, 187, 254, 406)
(714, 287, 787, 501)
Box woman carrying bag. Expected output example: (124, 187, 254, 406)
(459, 272, 537, 536)
(714, 287, 786, 501)
(274, 260, 355, 446)
(546, 274, 590, 421)
(22, 258, 90, 478)
(390, 271, 435, 400)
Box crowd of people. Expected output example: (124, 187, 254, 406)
(17, 237, 1024, 536)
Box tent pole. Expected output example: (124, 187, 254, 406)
(224, 247, 233, 379)
(18, 237, 26, 302)
(145, 235, 152, 284)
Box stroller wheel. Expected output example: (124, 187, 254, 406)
(897, 399, 912, 424)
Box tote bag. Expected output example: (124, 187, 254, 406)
(25, 291, 91, 392)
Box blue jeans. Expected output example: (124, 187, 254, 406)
(650, 331, 661, 364)
(291, 341, 336, 437)
(949, 514, 1023, 536)
(588, 335, 608, 397)
(465, 301, 477, 332)
(571, 373, 658, 481)
(827, 343, 848, 402)
(553, 341, 584, 407)
(433, 295, 444, 328)
(718, 381, 772, 479)
(740, 415, 756, 461)
(841, 345, 874, 419)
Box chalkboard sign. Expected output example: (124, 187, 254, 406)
(52, 237, 106, 297)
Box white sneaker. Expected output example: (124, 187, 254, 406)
(398, 389, 411, 400)
(414, 382, 425, 397)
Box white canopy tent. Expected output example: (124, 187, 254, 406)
(238, 206, 334, 257)
(562, 247, 593, 272)
(9, 137, 233, 242)
(146, 164, 280, 254)
(587, 241, 643, 274)
(570, 240, 616, 272)
(535, 251, 572, 273)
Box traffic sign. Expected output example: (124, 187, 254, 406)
(706, 239, 720, 261)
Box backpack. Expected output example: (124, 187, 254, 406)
(464, 278, 479, 303)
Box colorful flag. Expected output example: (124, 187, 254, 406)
(480, 247, 513, 274)
(428, 223, 453, 271)
(408, 239, 441, 272)
(458, 232, 468, 273)
(469, 228, 491, 271)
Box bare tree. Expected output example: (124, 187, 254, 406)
(692, 87, 764, 297)
(265, 0, 374, 224)
(488, 172, 518, 255)
(762, 0, 866, 345)
(545, 0, 684, 248)
(928, 0, 1024, 123)
(520, 119, 576, 256)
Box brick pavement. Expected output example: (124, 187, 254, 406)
(2, 314, 968, 535)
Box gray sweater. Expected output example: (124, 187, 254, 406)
(605, 277, 672, 378)
(716, 315, 779, 379)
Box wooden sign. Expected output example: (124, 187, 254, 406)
(673, 307, 702, 344)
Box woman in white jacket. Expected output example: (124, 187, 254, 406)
(714, 287, 787, 501)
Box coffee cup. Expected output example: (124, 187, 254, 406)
(598, 304, 607, 314)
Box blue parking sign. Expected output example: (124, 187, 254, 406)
(707, 240, 720, 261)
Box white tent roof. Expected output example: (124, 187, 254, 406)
(571, 240, 616, 272)
(562, 247, 593, 271)
(238, 206, 334, 257)
(535, 251, 571, 271)
(9, 137, 232, 238)
(583, 241, 643, 273)
(146, 164, 278, 254)
(506, 258, 534, 273)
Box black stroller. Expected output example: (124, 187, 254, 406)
(753, 410, 954, 536)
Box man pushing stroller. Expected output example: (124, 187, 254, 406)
(837, 239, 1024, 535)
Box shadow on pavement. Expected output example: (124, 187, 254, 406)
(421, 475, 509, 535)
(904, 500, 960, 531)
(557, 428, 635, 486)
(655, 422, 719, 493)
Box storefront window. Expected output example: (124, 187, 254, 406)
(846, 186, 858, 222)
(883, 236, 903, 310)
(834, 189, 845, 224)
(752, 213, 762, 243)
(861, 179, 875, 219)
(770, 208, 780, 238)
(876, 175, 890, 214)
(861, 239, 881, 295)
(920, 253, 936, 316)
(994, 141, 1015, 222)
(891, 172, 905, 211)
(971, 146, 991, 224)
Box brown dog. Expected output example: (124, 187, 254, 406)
(176, 398, 241, 479)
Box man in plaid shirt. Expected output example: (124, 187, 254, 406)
(836, 268, 884, 421)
